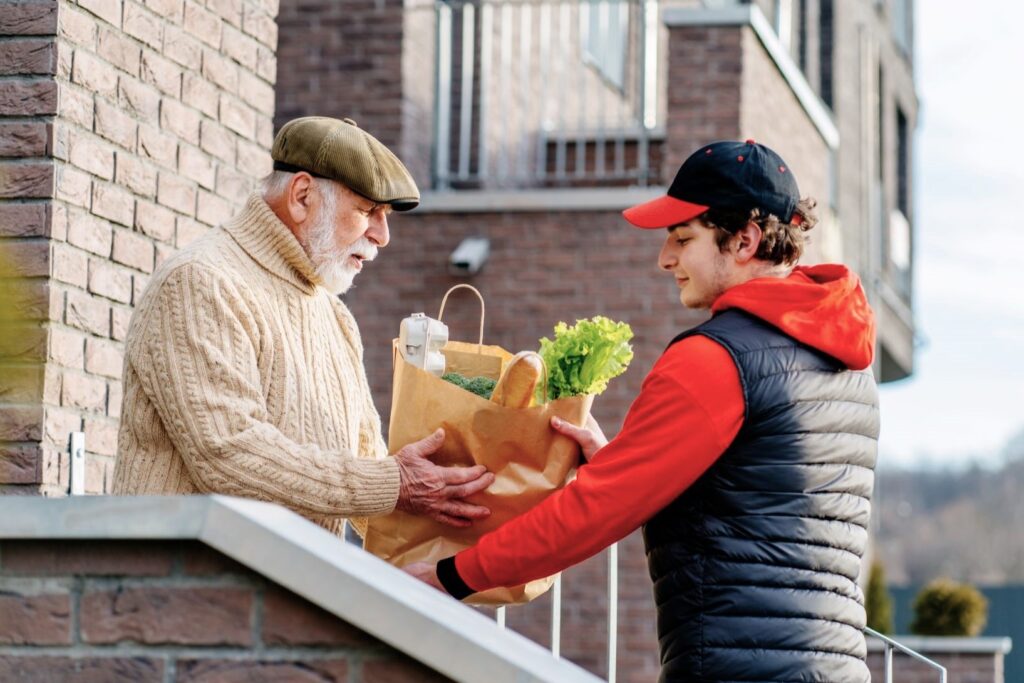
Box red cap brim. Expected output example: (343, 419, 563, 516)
(622, 195, 709, 229)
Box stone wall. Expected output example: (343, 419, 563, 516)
(0, 0, 279, 495)
(0, 539, 452, 681)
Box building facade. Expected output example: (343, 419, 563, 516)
(271, 0, 919, 678)
(0, 0, 919, 679)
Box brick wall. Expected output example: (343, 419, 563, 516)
(738, 25, 834, 264)
(0, 0, 279, 495)
(274, 0, 405, 159)
(0, 539, 452, 682)
(0, 0, 60, 494)
(661, 25, 742, 178)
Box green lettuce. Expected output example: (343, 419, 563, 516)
(538, 316, 634, 400)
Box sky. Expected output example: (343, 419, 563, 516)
(876, 1, 1024, 468)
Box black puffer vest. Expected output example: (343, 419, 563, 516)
(643, 309, 879, 683)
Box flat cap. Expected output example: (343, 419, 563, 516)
(271, 116, 420, 211)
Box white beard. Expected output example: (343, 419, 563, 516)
(301, 196, 378, 295)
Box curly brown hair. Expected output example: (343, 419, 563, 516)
(700, 198, 819, 266)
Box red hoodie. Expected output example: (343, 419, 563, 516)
(450, 265, 876, 595)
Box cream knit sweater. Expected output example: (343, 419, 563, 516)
(112, 194, 400, 537)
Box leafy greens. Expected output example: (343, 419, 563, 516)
(538, 316, 634, 400)
(442, 372, 497, 399)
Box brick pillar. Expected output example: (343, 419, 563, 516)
(0, 0, 280, 495)
(274, 0, 433, 187)
(662, 25, 743, 179)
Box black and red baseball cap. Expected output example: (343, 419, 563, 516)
(623, 139, 801, 229)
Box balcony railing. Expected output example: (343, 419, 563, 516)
(432, 0, 659, 190)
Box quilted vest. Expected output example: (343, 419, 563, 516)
(644, 309, 879, 682)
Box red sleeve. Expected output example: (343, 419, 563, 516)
(454, 335, 744, 593)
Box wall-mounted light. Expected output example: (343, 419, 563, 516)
(448, 236, 490, 277)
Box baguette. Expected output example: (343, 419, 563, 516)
(490, 352, 543, 408)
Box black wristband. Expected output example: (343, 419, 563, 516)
(436, 556, 476, 600)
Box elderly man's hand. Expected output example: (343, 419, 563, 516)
(394, 429, 494, 527)
(403, 561, 444, 592)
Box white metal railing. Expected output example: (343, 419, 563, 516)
(496, 542, 619, 682)
(865, 627, 949, 683)
(433, 0, 659, 189)
(70, 423, 939, 683)
(70, 431, 86, 495)
(493, 556, 948, 683)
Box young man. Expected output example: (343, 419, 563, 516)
(407, 139, 880, 682)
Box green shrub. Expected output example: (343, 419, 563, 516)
(910, 578, 988, 636)
(865, 560, 894, 634)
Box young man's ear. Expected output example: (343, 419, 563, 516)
(731, 221, 763, 262)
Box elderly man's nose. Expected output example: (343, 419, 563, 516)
(369, 212, 390, 248)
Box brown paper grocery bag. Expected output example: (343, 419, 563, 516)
(363, 285, 593, 605)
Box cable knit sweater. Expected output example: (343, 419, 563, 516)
(112, 194, 400, 537)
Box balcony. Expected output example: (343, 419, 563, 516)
(431, 0, 662, 190)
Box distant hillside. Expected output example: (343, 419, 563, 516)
(873, 428, 1024, 585)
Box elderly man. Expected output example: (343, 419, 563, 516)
(113, 116, 493, 536)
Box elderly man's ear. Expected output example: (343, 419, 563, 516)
(265, 172, 316, 229)
(284, 172, 317, 225)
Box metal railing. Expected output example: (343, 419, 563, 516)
(433, 0, 659, 190)
(70, 431, 86, 495)
(70, 433, 942, 683)
(866, 627, 949, 683)
(495, 542, 619, 682)
(492, 557, 948, 683)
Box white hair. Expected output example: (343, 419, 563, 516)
(259, 170, 295, 200)
(260, 171, 342, 214)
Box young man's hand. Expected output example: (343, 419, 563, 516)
(393, 429, 495, 527)
(550, 414, 609, 462)
(403, 561, 444, 591)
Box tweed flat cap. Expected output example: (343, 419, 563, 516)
(271, 116, 420, 211)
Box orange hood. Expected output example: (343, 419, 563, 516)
(711, 264, 876, 370)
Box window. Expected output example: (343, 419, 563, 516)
(819, 0, 834, 108)
(890, 106, 912, 293)
(892, 0, 912, 56)
(897, 106, 910, 216)
(877, 64, 885, 182)
(774, 0, 793, 52)
(876, 65, 887, 266)
(797, 0, 808, 72)
(582, 0, 630, 90)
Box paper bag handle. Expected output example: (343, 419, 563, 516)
(438, 284, 485, 352)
